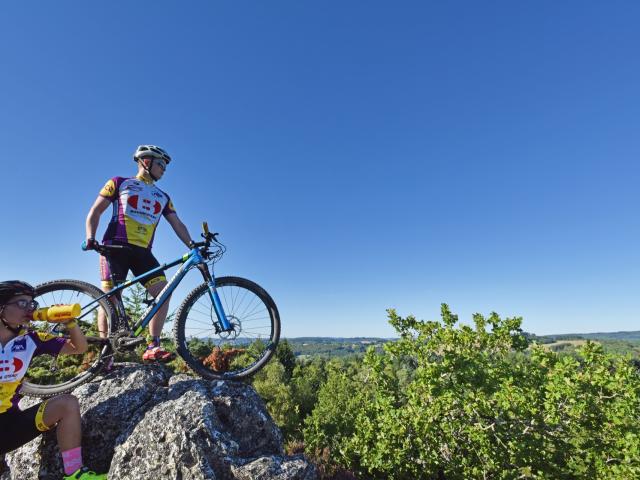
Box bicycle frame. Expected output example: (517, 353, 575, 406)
(89, 247, 231, 337)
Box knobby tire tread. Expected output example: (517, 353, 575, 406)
(173, 276, 280, 380)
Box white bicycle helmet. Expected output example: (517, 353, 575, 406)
(133, 145, 172, 164)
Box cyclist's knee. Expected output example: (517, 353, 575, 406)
(145, 278, 167, 297)
(44, 394, 80, 424)
(58, 394, 80, 415)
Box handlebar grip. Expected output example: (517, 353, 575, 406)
(202, 222, 210, 235)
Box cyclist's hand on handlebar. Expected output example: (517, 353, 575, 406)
(82, 238, 99, 251)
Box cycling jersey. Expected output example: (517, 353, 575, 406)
(0, 330, 66, 414)
(99, 176, 176, 249)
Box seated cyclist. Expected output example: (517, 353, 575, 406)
(0, 281, 107, 479)
(84, 145, 194, 362)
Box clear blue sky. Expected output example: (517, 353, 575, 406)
(1, 1, 639, 338)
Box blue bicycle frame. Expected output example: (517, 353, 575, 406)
(92, 247, 231, 337)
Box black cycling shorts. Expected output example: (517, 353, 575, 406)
(0, 401, 51, 455)
(99, 242, 166, 290)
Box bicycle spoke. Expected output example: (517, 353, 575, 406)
(175, 277, 279, 379)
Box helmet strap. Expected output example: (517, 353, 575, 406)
(0, 308, 23, 335)
(139, 159, 159, 182)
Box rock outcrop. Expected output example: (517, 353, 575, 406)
(2, 364, 317, 480)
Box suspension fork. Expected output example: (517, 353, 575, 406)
(197, 264, 232, 331)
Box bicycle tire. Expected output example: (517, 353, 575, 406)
(173, 276, 280, 380)
(20, 280, 116, 397)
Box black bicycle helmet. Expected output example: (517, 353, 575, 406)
(0, 281, 35, 306)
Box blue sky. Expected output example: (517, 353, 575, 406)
(1, 1, 639, 337)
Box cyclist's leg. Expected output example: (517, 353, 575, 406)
(0, 403, 52, 455)
(42, 394, 81, 451)
(145, 277, 170, 337)
(131, 249, 173, 361)
(0, 397, 79, 456)
(41, 395, 107, 478)
(131, 248, 170, 338)
(98, 251, 127, 337)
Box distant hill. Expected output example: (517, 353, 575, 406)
(282, 337, 391, 358)
(540, 331, 640, 343)
(283, 332, 640, 359)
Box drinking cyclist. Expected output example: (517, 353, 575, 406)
(0, 281, 107, 479)
(84, 145, 195, 362)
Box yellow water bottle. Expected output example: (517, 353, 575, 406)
(32, 304, 81, 322)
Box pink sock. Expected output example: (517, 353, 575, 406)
(61, 447, 83, 475)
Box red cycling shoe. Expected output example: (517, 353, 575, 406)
(142, 346, 174, 363)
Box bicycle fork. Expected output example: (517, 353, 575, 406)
(197, 264, 232, 332)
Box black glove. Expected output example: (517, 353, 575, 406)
(82, 238, 98, 251)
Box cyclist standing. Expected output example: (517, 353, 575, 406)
(84, 145, 194, 362)
(0, 281, 107, 479)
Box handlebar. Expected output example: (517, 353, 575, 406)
(82, 221, 221, 256)
(200, 221, 219, 243)
(81, 241, 129, 255)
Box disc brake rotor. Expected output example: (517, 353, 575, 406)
(218, 316, 241, 340)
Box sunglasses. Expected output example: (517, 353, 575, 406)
(153, 159, 167, 170)
(5, 299, 39, 311)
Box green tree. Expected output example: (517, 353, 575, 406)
(252, 360, 300, 438)
(304, 305, 640, 479)
(276, 339, 297, 381)
(291, 357, 328, 421)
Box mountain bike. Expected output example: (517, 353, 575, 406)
(22, 223, 280, 397)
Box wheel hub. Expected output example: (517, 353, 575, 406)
(218, 316, 241, 340)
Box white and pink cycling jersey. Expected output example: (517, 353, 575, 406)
(99, 176, 177, 249)
(0, 330, 66, 413)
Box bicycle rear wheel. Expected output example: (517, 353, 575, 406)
(173, 276, 280, 380)
(20, 280, 116, 397)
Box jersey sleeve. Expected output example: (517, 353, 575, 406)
(99, 177, 122, 201)
(30, 331, 67, 356)
(162, 195, 177, 217)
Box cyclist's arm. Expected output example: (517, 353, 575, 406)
(59, 324, 88, 355)
(165, 213, 194, 247)
(86, 196, 111, 241)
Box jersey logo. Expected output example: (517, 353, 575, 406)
(11, 338, 26, 352)
(36, 331, 56, 342)
(100, 179, 116, 198)
(0, 358, 23, 374)
(128, 195, 162, 214)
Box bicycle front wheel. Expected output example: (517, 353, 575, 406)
(21, 280, 116, 397)
(173, 276, 280, 380)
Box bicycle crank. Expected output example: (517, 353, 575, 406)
(111, 331, 147, 353)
